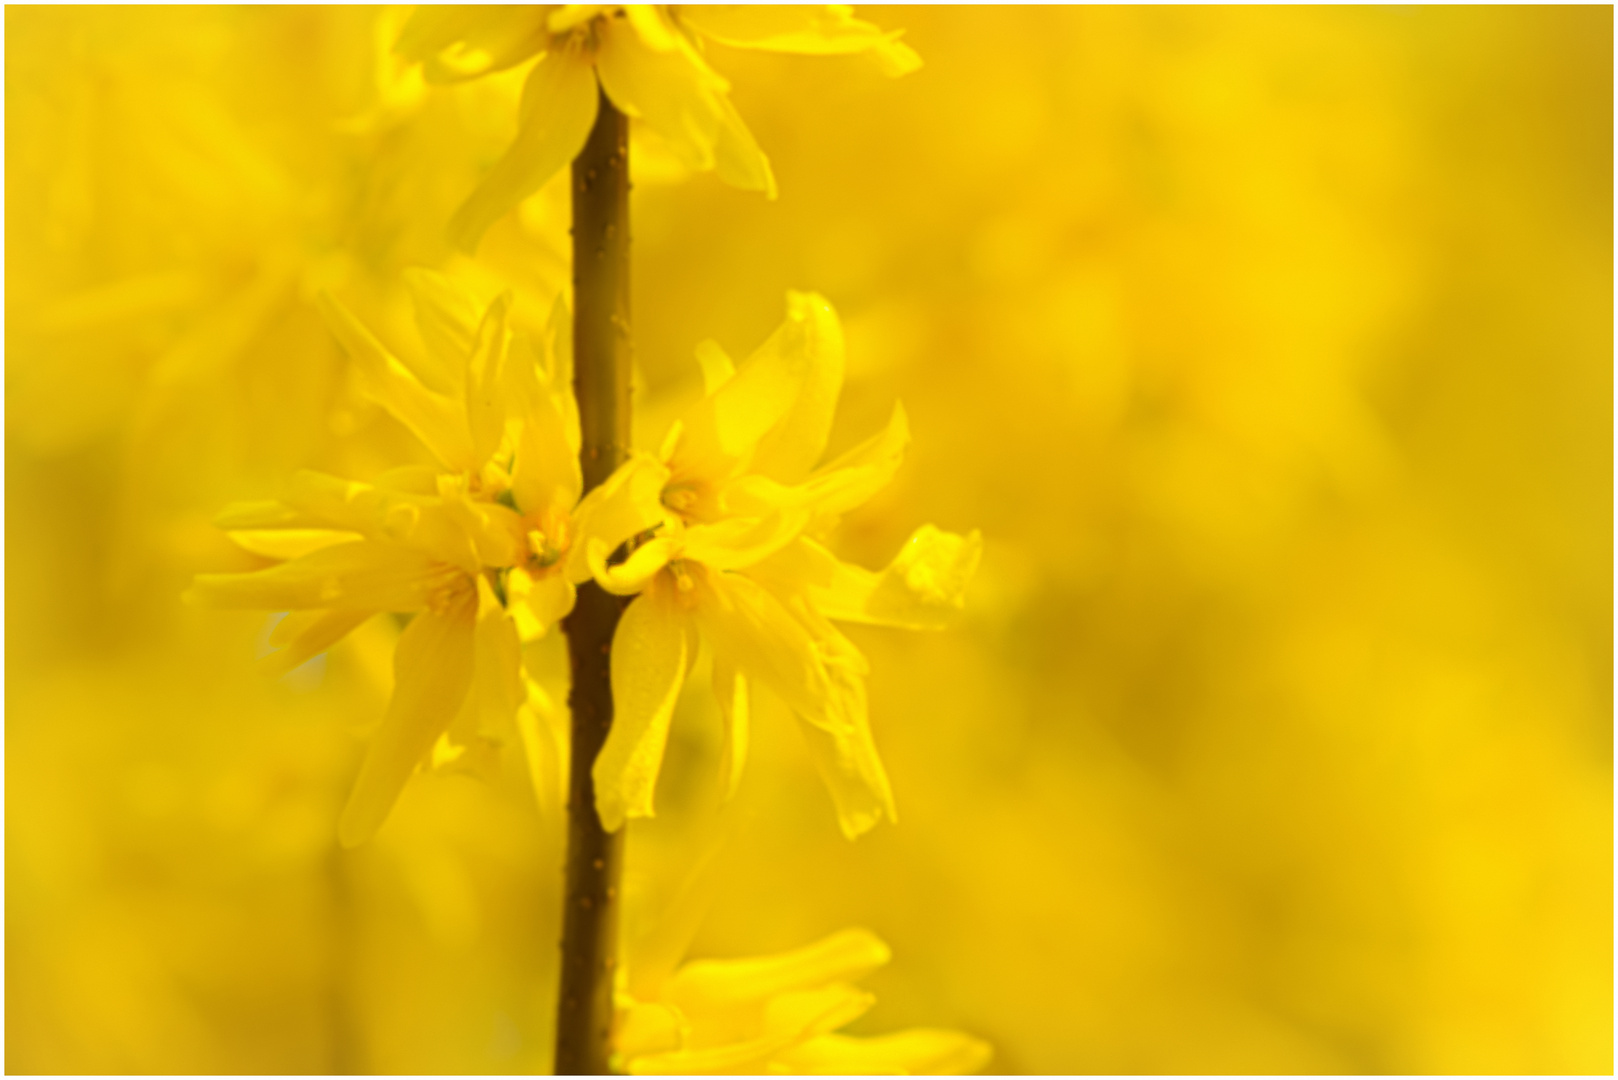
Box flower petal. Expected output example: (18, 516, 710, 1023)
(593, 579, 695, 832)
(712, 658, 748, 800)
(741, 291, 844, 484)
(711, 91, 777, 198)
(279, 470, 483, 570)
(795, 659, 897, 839)
(396, 5, 551, 84)
(261, 608, 372, 680)
(667, 294, 841, 489)
(509, 566, 577, 639)
(515, 673, 569, 819)
(215, 500, 305, 530)
(681, 509, 809, 572)
(693, 339, 735, 395)
(228, 528, 361, 561)
(594, 14, 727, 172)
(403, 267, 478, 395)
(725, 401, 910, 521)
(446, 577, 524, 749)
(587, 536, 678, 597)
(464, 292, 513, 467)
(692, 569, 836, 732)
(623, 4, 680, 52)
(755, 527, 983, 631)
(775, 1029, 994, 1075)
(188, 540, 450, 612)
(448, 43, 598, 252)
(319, 293, 477, 471)
(761, 984, 876, 1042)
(510, 363, 583, 519)
(338, 599, 478, 847)
(679, 6, 916, 62)
(663, 927, 891, 1014)
(566, 453, 673, 583)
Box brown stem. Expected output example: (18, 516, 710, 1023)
(554, 89, 631, 1076)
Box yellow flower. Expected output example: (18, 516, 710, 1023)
(615, 927, 992, 1074)
(187, 475, 525, 847)
(396, 4, 922, 249)
(580, 292, 982, 838)
(187, 272, 656, 844)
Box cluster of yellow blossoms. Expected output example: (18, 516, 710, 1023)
(190, 279, 979, 846)
(190, 5, 986, 1072)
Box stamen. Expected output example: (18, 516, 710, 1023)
(663, 484, 700, 515)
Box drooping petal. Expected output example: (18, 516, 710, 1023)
(395, 5, 552, 84)
(319, 293, 477, 471)
(448, 42, 599, 252)
(465, 293, 514, 468)
(338, 598, 478, 847)
(775, 1029, 994, 1075)
(594, 15, 727, 172)
(444, 578, 524, 757)
(794, 649, 897, 839)
(593, 580, 695, 832)
(692, 568, 835, 731)
(711, 658, 749, 800)
(261, 608, 372, 679)
(797, 614, 893, 839)
(663, 927, 891, 1015)
(188, 540, 451, 612)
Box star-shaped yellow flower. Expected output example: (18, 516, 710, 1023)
(187, 272, 655, 844)
(396, 4, 922, 249)
(579, 292, 982, 838)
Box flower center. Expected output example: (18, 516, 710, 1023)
(425, 569, 477, 617)
(662, 482, 701, 518)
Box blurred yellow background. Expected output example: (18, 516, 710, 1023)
(6, 5, 1611, 1073)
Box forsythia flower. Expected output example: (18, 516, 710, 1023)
(615, 927, 992, 1074)
(187, 272, 650, 844)
(580, 292, 983, 838)
(396, 4, 922, 249)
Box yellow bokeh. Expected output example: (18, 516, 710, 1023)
(6, 6, 1610, 1073)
